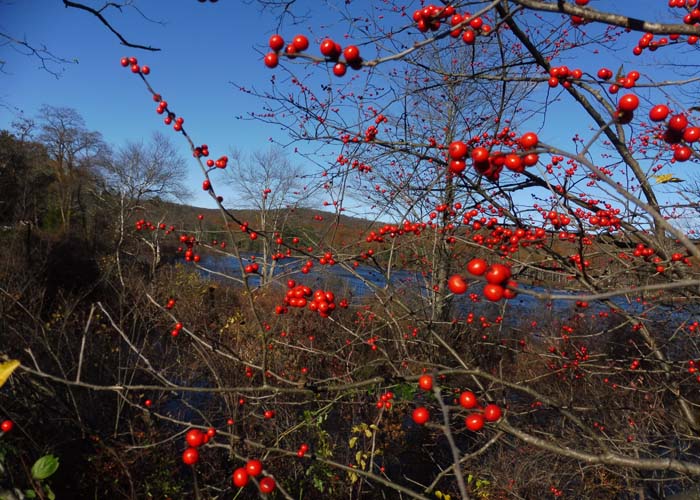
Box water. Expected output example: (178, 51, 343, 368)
(195, 253, 699, 325)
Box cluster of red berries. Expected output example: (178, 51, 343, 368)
(336, 154, 373, 173)
(411, 4, 455, 32)
(296, 443, 310, 458)
(277, 280, 347, 317)
(152, 95, 185, 131)
(544, 211, 571, 228)
(119, 56, 149, 75)
(448, 258, 517, 302)
(633, 20, 699, 57)
(413, 376, 503, 430)
(588, 208, 621, 229)
(446, 11, 491, 44)
(206, 155, 228, 169)
(412, 4, 493, 40)
(236, 222, 257, 241)
(447, 131, 538, 181)
(280, 282, 313, 312)
(165, 298, 176, 310)
(264, 33, 362, 77)
(364, 221, 425, 243)
(263, 33, 300, 68)
(687, 360, 700, 382)
(648, 104, 698, 162)
(308, 289, 339, 318)
(232, 459, 276, 493)
(134, 220, 176, 234)
(178, 234, 201, 263)
(603, 69, 641, 94)
(182, 427, 216, 465)
(244, 262, 259, 274)
(547, 65, 583, 89)
(171, 322, 184, 338)
(376, 391, 394, 409)
(318, 37, 362, 76)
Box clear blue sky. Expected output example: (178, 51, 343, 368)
(0, 0, 690, 215)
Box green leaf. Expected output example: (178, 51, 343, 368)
(24, 491, 38, 499)
(45, 484, 56, 500)
(31, 454, 59, 480)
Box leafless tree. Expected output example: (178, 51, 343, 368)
(226, 146, 305, 284)
(101, 131, 188, 282)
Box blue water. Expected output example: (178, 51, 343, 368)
(195, 254, 698, 325)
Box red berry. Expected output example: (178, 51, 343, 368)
(467, 258, 488, 276)
(683, 126, 700, 143)
(465, 413, 485, 431)
(232, 467, 249, 487)
(182, 447, 199, 465)
(264, 52, 279, 68)
(449, 159, 466, 174)
(185, 429, 205, 448)
(448, 140, 468, 160)
(412, 407, 430, 425)
(483, 283, 505, 301)
(483, 404, 502, 422)
(519, 132, 538, 149)
(471, 147, 489, 163)
(1, 420, 13, 433)
(649, 104, 670, 122)
(447, 274, 468, 294)
(320, 38, 339, 57)
(597, 68, 612, 80)
(343, 45, 361, 63)
(245, 459, 263, 477)
(617, 93, 639, 112)
(418, 374, 433, 390)
(333, 62, 347, 77)
(259, 477, 276, 494)
(459, 391, 478, 409)
(292, 34, 309, 51)
(674, 145, 692, 162)
(269, 34, 284, 52)
(668, 114, 689, 132)
(485, 263, 511, 284)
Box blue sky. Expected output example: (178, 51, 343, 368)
(0, 0, 693, 220)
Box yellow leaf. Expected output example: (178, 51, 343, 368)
(349, 436, 358, 449)
(0, 360, 20, 388)
(364, 429, 372, 438)
(435, 492, 443, 499)
(654, 173, 684, 184)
